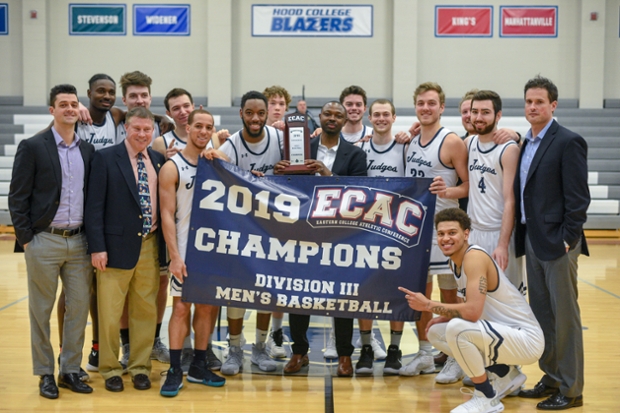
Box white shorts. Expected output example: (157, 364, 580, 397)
(469, 228, 527, 295)
(170, 274, 183, 297)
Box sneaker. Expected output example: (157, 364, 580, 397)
(187, 360, 226, 387)
(251, 343, 277, 372)
(355, 333, 387, 360)
(399, 351, 434, 376)
(221, 345, 244, 376)
(206, 344, 222, 371)
(450, 388, 504, 413)
(85, 348, 98, 372)
(266, 329, 287, 359)
(463, 375, 475, 387)
(120, 343, 129, 374)
(508, 367, 525, 396)
(436, 356, 465, 384)
(383, 345, 402, 375)
(223, 333, 246, 359)
(180, 348, 193, 376)
(323, 330, 337, 359)
(151, 337, 170, 363)
(355, 344, 374, 375)
(490, 366, 526, 400)
(160, 367, 183, 397)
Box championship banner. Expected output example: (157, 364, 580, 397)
(0, 3, 7, 35)
(252, 4, 373, 37)
(435, 6, 493, 37)
(69, 4, 126, 36)
(182, 160, 436, 321)
(133, 4, 190, 36)
(500, 6, 557, 37)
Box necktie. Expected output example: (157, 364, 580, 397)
(137, 153, 152, 236)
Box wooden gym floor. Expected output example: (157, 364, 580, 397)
(0, 238, 618, 412)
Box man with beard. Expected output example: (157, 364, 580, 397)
(400, 82, 469, 382)
(275, 101, 367, 377)
(159, 109, 226, 396)
(400, 208, 544, 413)
(206, 91, 282, 375)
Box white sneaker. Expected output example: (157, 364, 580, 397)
(221, 345, 244, 376)
(490, 366, 526, 399)
(399, 350, 435, 376)
(265, 329, 288, 359)
(450, 389, 504, 413)
(223, 332, 247, 359)
(436, 356, 465, 384)
(323, 330, 337, 359)
(354, 333, 387, 359)
(251, 343, 277, 372)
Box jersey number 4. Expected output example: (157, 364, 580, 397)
(478, 177, 487, 194)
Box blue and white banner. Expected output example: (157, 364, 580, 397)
(0, 3, 8, 35)
(252, 4, 373, 37)
(182, 159, 436, 321)
(133, 4, 190, 36)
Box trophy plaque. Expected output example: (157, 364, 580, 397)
(282, 110, 313, 174)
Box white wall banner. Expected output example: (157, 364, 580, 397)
(252, 4, 373, 37)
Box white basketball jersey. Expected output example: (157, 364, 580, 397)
(341, 125, 373, 144)
(467, 136, 518, 231)
(454, 245, 541, 332)
(219, 125, 283, 175)
(405, 127, 458, 211)
(76, 111, 117, 150)
(170, 153, 196, 260)
(116, 120, 160, 146)
(359, 138, 406, 177)
(162, 131, 187, 151)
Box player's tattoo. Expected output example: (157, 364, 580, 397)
(479, 276, 488, 295)
(430, 306, 462, 319)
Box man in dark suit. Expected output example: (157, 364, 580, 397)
(514, 76, 590, 410)
(9, 84, 95, 399)
(85, 106, 165, 392)
(274, 101, 367, 377)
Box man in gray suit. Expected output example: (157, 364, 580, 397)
(9, 84, 95, 399)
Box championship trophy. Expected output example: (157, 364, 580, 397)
(281, 111, 313, 174)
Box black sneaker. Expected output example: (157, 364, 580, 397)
(383, 345, 402, 375)
(86, 348, 98, 372)
(160, 367, 183, 397)
(272, 329, 284, 347)
(187, 360, 226, 387)
(355, 344, 374, 375)
(206, 344, 222, 371)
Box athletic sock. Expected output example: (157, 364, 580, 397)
(360, 330, 372, 346)
(193, 349, 207, 363)
(230, 333, 242, 347)
(487, 364, 510, 378)
(271, 316, 283, 332)
(474, 379, 496, 399)
(155, 323, 162, 339)
(170, 349, 182, 370)
(92, 341, 99, 351)
(419, 340, 432, 353)
(390, 330, 403, 348)
(256, 328, 269, 345)
(120, 329, 130, 345)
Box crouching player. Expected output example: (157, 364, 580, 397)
(400, 208, 543, 413)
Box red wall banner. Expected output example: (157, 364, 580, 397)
(500, 6, 558, 37)
(435, 6, 492, 37)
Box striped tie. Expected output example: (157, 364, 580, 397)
(137, 153, 152, 236)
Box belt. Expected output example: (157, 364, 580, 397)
(43, 226, 84, 237)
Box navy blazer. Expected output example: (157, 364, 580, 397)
(310, 136, 367, 177)
(85, 142, 166, 269)
(514, 120, 590, 261)
(9, 129, 95, 252)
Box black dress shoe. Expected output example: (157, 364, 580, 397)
(39, 375, 59, 399)
(105, 376, 124, 392)
(519, 381, 560, 398)
(132, 373, 151, 390)
(58, 373, 93, 394)
(537, 393, 583, 410)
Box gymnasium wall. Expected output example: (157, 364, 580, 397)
(0, 0, 618, 106)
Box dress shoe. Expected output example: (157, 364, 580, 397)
(434, 351, 448, 366)
(58, 373, 93, 394)
(132, 373, 151, 390)
(519, 381, 559, 398)
(284, 354, 309, 374)
(537, 393, 583, 410)
(337, 356, 353, 377)
(105, 375, 124, 392)
(39, 375, 59, 399)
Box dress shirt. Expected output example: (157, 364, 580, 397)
(50, 127, 85, 228)
(317, 136, 340, 172)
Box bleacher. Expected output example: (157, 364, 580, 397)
(1, 96, 618, 229)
